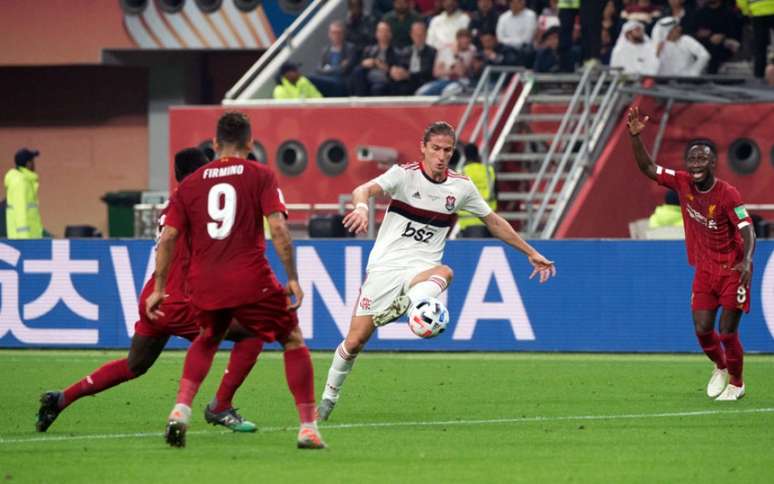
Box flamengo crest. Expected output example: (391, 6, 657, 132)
(445, 195, 456, 211)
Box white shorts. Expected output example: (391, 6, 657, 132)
(355, 265, 433, 317)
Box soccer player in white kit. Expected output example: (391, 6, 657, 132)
(318, 121, 557, 420)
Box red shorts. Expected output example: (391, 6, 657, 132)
(134, 286, 201, 342)
(691, 269, 751, 313)
(197, 284, 298, 343)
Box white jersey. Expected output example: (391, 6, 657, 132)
(367, 162, 493, 271)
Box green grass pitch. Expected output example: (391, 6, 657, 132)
(1, 350, 773, 483)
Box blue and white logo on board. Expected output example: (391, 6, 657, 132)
(1, 239, 773, 351)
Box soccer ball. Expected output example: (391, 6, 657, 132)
(408, 297, 449, 339)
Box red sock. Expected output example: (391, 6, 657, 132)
(176, 331, 222, 407)
(61, 359, 136, 409)
(719, 332, 744, 387)
(211, 338, 264, 413)
(283, 347, 316, 424)
(695, 330, 727, 370)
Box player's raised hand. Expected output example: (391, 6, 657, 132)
(145, 291, 167, 320)
(286, 279, 304, 311)
(528, 253, 556, 284)
(343, 205, 369, 234)
(626, 106, 649, 136)
(733, 259, 753, 286)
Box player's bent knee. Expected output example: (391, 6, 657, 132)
(438, 265, 454, 282)
(280, 326, 306, 350)
(127, 360, 151, 377)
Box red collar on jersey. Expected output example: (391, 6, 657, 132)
(419, 162, 448, 184)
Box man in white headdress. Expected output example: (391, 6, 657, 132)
(610, 20, 659, 75)
(651, 16, 710, 76)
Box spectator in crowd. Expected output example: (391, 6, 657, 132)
(767, 63, 774, 86)
(457, 143, 497, 238)
(5, 148, 43, 239)
(600, 0, 622, 64)
(648, 190, 683, 229)
(497, 0, 537, 66)
(308, 21, 359, 97)
(651, 16, 709, 76)
(693, 0, 742, 74)
(415, 0, 444, 18)
(610, 20, 659, 75)
(273, 62, 323, 99)
(390, 21, 438, 94)
(372, 0, 398, 18)
(382, 0, 423, 48)
(417, 28, 478, 95)
(427, 0, 472, 50)
(558, 0, 605, 72)
(536, 0, 560, 40)
(479, 30, 509, 66)
(470, 0, 504, 41)
(661, 0, 695, 34)
(534, 25, 562, 71)
(622, 0, 662, 29)
(350, 21, 399, 96)
(737, 0, 774, 80)
(346, 0, 377, 54)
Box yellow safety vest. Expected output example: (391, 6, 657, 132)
(457, 162, 497, 230)
(272, 76, 323, 100)
(737, 0, 774, 16)
(4, 166, 43, 239)
(558, 0, 580, 9)
(648, 204, 683, 229)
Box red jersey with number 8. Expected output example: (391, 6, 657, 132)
(656, 166, 752, 276)
(165, 157, 287, 310)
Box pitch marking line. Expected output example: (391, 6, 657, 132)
(2, 407, 773, 445)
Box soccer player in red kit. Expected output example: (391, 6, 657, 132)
(36, 148, 265, 433)
(147, 112, 324, 449)
(628, 107, 756, 401)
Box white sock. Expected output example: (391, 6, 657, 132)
(322, 342, 357, 402)
(407, 275, 448, 306)
(169, 403, 191, 424)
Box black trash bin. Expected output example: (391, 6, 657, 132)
(101, 191, 142, 237)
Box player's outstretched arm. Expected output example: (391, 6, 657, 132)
(735, 225, 756, 286)
(268, 212, 303, 310)
(342, 181, 385, 235)
(482, 212, 556, 283)
(627, 106, 658, 181)
(146, 225, 178, 319)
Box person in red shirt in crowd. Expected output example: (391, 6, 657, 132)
(147, 112, 325, 449)
(627, 107, 756, 401)
(36, 148, 265, 434)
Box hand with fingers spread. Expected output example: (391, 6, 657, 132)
(342, 204, 369, 234)
(528, 252, 557, 284)
(627, 106, 649, 137)
(286, 279, 304, 311)
(145, 290, 168, 320)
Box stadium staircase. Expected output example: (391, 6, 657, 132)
(457, 65, 627, 238)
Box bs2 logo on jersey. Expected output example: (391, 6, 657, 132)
(401, 222, 435, 243)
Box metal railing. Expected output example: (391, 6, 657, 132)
(225, 0, 330, 101)
(454, 66, 531, 200)
(526, 66, 624, 238)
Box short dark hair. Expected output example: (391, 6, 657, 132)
(216, 111, 252, 147)
(684, 138, 717, 159)
(422, 121, 456, 144)
(463, 142, 480, 163)
(174, 147, 209, 182)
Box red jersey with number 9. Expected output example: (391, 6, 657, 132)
(165, 157, 287, 310)
(656, 166, 752, 276)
